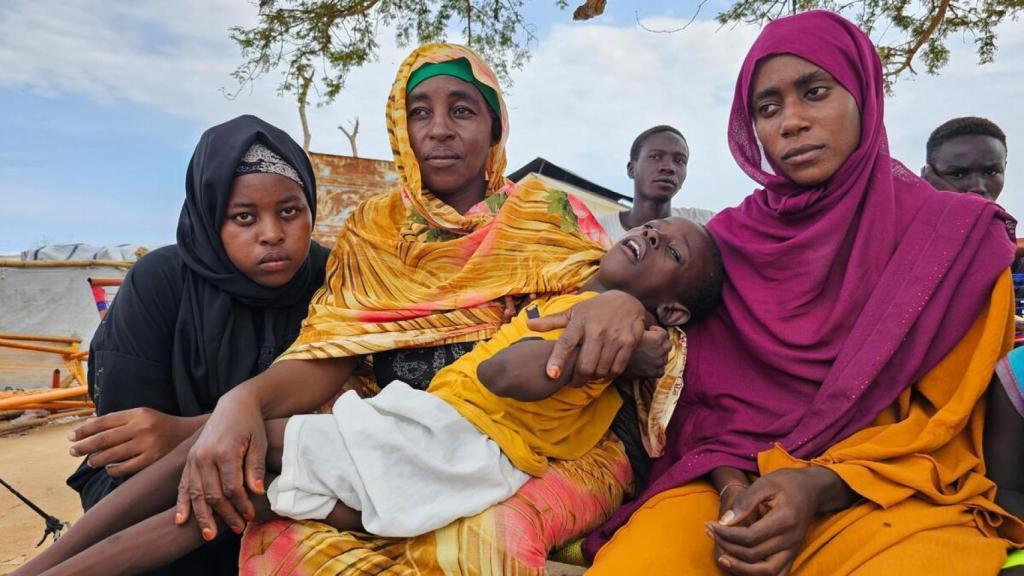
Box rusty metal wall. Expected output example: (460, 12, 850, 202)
(310, 153, 397, 247)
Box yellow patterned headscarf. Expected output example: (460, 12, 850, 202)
(280, 44, 609, 361)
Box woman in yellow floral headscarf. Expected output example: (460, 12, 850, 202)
(166, 44, 647, 575)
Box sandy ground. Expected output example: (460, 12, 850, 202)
(0, 420, 584, 575)
(0, 419, 85, 573)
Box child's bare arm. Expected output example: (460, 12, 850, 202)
(477, 339, 580, 401)
(12, 419, 289, 576)
(34, 509, 208, 576)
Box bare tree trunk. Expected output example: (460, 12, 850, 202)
(466, 0, 473, 45)
(339, 118, 360, 158)
(297, 74, 313, 154)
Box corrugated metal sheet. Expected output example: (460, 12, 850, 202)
(309, 152, 623, 245)
(310, 153, 397, 246)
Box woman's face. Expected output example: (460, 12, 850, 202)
(750, 55, 861, 187)
(220, 173, 312, 288)
(406, 75, 496, 209)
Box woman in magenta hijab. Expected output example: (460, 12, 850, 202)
(572, 10, 1024, 575)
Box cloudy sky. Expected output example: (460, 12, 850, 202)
(2, 0, 1022, 253)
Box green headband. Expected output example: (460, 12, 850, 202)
(406, 58, 501, 118)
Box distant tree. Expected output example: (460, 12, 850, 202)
(229, 0, 583, 152)
(338, 117, 360, 157)
(713, 0, 1021, 89)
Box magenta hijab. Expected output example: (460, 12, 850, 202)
(586, 10, 1015, 558)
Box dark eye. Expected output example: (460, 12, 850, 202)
(650, 153, 662, 160)
(987, 169, 1003, 176)
(408, 106, 429, 118)
(231, 212, 254, 225)
(757, 103, 780, 118)
(668, 246, 681, 263)
(948, 171, 967, 179)
(453, 105, 475, 117)
(281, 206, 300, 217)
(674, 157, 686, 166)
(806, 86, 830, 99)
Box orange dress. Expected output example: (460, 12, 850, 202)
(588, 272, 1024, 575)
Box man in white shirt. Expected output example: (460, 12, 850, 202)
(599, 125, 715, 242)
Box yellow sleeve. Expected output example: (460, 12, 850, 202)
(514, 291, 598, 342)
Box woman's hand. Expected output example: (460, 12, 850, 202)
(68, 408, 204, 477)
(174, 388, 266, 540)
(708, 467, 851, 576)
(525, 290, 646, 385)
(622, 325, 670, 380)
(712, 481, 749, 568)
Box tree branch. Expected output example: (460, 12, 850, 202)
(635, 0, 710, 33)
(277, 0, 383, 21)
(886, 0, 951, 78)
(339, 118, 360, 157)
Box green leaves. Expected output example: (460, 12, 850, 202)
(229, 0, 567, 109)
(715, 0, 1021, 91)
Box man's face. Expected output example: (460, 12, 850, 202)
(924, 134, 1007, 202)
(629, 131, 689, 202)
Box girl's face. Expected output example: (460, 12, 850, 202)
(220, 173, 312, 287)
(750, 54, 861, 187)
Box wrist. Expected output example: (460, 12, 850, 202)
(222, 384, 265, 417)
(178, 414, 208, 438)
(804, 466, 854, 513)
(709, 466, 750, 493)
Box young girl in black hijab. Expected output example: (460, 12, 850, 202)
(65, 115, 329, 575)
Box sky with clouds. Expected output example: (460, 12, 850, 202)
(1, 0, 1022, 253)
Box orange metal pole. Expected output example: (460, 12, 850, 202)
(18, 401, 94, 410)
(0, 339, 75, 356)
(0, 333, 82, 345)
(0, 386, 89, 410)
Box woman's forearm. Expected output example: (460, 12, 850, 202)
(236, 356, 356, 419)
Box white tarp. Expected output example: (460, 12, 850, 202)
(0, 264, 126, 389)
(21, 243, 143, 262)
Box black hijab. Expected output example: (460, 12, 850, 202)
(173, 114, 328, 415)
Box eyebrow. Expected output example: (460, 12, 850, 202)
(228, 194, 303, 210)
(407, 92, 431, 105)
(448, 89, 483, 105)
(408, 89, 483, 106)
(941, 163, 1005, 171)
(752, 69, 833, 101)
(646, 148, 688, 157)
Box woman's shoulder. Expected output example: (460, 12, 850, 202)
(130, 245, 184, 277)
(121, 245, 186, 302)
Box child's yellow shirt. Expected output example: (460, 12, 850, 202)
(428, 292, 622, 477)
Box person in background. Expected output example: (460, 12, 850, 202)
(599, 125, 715, 241)
(922, 116, 1008, 203)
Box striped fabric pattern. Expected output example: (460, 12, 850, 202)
(278, 43, 608, 362)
